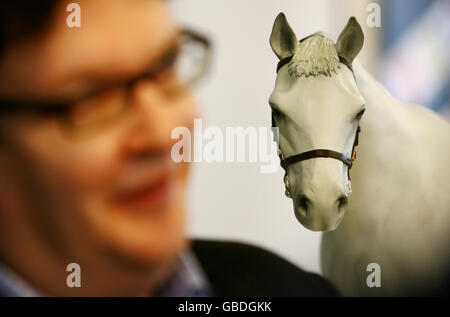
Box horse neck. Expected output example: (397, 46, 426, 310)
(352, 61, 400, 113)
(352, 60, 406, 138)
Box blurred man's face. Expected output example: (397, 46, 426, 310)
(0, 0, 196, 291)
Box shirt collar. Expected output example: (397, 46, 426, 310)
(0, 262, 42, 297)
(155, 250, 212, 297)
(0, 250, 211, 297)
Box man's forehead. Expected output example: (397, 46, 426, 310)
(0, 0, 178, 100)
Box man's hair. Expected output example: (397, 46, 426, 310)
(0, 1, 60, 55)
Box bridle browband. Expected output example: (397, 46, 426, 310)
(277, 55, 353, 76)
(272, 38, 361, 189)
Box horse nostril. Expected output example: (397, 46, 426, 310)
(298, 195, 311, 214)
(337, 195, 348, 210)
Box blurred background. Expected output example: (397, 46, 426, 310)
(170, 0, 450, 274)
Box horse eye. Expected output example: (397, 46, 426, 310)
(355, 108, 366, 119)
(269, 102, 282, 117)
(272, 107, 281, 117)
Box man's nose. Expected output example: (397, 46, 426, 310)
(120, 81, 180, 158)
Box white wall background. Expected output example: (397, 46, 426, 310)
(170, 0, 380, 274)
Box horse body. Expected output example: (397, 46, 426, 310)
(321, 61, 450, 296)
(269, 13, 449, 296)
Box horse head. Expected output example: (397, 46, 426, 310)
(269, 13, 366, 231)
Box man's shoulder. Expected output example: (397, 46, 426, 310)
(191, 239, 340, 296)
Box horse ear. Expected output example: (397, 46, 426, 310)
(270, 12, 298, 60)
(336, 17, 364, 64)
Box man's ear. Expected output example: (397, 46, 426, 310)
(269, 12, 298, 60)
(336, 17, 364, 64)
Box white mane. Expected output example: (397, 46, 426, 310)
(288, 32, 340, 78)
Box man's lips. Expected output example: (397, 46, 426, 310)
(112, 174, 174, 211)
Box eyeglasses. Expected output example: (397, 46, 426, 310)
(0, 29, 211, 138)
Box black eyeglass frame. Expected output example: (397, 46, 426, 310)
(0, 28, 211, 118)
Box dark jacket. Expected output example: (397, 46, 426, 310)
(191, 240, 340, 296)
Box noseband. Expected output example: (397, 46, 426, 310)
(272, 39, 361, 192)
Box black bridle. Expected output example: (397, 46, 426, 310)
(272, 40, 361, 188)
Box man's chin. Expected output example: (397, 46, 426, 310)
(109, 232, 188, 269)
(94, 202, 188, 268)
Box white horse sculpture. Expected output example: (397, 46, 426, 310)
(268, 13, 450, 296)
